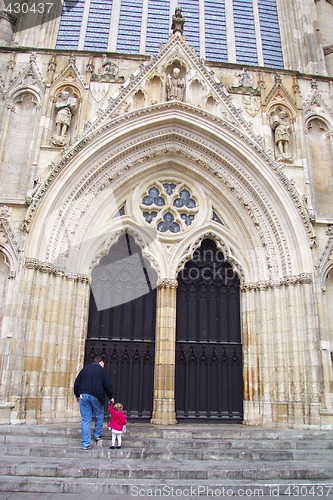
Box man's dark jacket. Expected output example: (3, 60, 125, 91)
(74, 362, 113, 406)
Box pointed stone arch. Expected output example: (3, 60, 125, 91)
(265, 76, 297, 119)
(16, 101, 324, 426)
(51, 61, 87, 94)
(147, 74, 163, 105)
(47, 61, 86, 147)
(0, 61, 44, 198)
(321, 249, 333, 293)
(175, 236, 243, 421)
(303, 82, 333, 130)
(6, 61, 45, 100)
(317, 226, 333, 292)
(0, 206, 20, 278)
(133, 89, 146, 109)
(88, 219, 163, 280)
(23, 102, 313, 285)
(173, 225, 245, 284)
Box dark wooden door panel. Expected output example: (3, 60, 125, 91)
(176, 239, 243, 421)
(85, 234, 157, 420)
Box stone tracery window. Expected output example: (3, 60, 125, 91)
(142, 187, 165, 207)
(141, 182, 198, 233)
(56, 0, 284, 69)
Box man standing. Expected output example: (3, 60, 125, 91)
(74, 356, 113, 450)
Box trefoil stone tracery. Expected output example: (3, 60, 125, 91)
(140, 181, 198, 234)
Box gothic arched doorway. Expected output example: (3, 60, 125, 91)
(175, 238, 243, 421)
(85, 234, 158, 419)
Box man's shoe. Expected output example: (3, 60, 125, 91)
(109, 446, 115, 449)
(94, 436, 102, 442)
(81, 445, 91, 450)
(116, 446, 121, 449)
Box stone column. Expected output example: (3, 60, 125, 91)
(0, 262, 91, 424)
(151, 278, 178, 425)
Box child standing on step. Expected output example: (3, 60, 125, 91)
(108, 398, 127, 449)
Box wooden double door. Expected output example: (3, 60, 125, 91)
(85, 236, 243, 421)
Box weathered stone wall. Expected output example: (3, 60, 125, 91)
(0, 1, 332, 427)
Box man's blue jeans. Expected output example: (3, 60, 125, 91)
(79, 393, 104, 448)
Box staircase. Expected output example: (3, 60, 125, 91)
(0, 423, 333, 496)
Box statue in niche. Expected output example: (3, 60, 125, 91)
(236, 68, 253, 88)
(228, 67, 260, 96)
(271, 109, 293, 162)
(166, 67, 185, 101)
(171, 7, 185, 35)
(101, 54, 117, 78)
(52, 89, 77, 147)
(90, 54, 124, 83)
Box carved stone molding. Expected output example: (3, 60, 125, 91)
(324, 45, 333, 56)
(0, 206, 21, 276)
(35, 125, 310, 282)
(157, 278, 178, 289)
(177, 231, 245, 285)
(87, 34, 257, 143)
(23, 101, 302, 234)
(241, 273, 313, 291)
(89, 226, 160, 278)
(23, 100, 313, 261)
(316, 225, 333, 291)
(302, 84, 333, 127)
(281, 273, 313, 286)
(6, 61, 45, 100)
(24, 258, 90, 284)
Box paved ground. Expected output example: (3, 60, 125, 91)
(0, 496, 133, 500)
(0, 493, 320, 500)
(0, 492, 333, 499)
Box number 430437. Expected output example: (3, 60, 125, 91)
(4, 3, 54, 14)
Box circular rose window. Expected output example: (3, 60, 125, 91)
(140, 182, 198, 233)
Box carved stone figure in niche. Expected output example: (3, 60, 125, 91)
(90, 54, 123, 83)
(237, 68, 253, 88)
(101, 54, 117, 77)
(171, 7, 185, 35)
(228, 67, 260, 96)
(166, 67, 185, 101)
(271, 109, 293, 162)
(52, 89, 77, 147)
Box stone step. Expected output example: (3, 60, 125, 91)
(1, 423, 333, 441)
(0, 423, 333, 495)
(0, 454, 332, 480)
(128, 438, 333, 450)
(1, 443, 332, 462)
(0, 476, 333, 496)
(1, 476, 333, 496)
(2, 433, 333, 450)
(1, 425, 332, 450)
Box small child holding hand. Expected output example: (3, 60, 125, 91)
(108, 398, 127, 449)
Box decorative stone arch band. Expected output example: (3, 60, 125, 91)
(22, 104, 314, 286)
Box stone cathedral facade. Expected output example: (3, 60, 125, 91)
(0, 0, 333, 428)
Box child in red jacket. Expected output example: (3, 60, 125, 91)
(108, 398, 127, 449)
